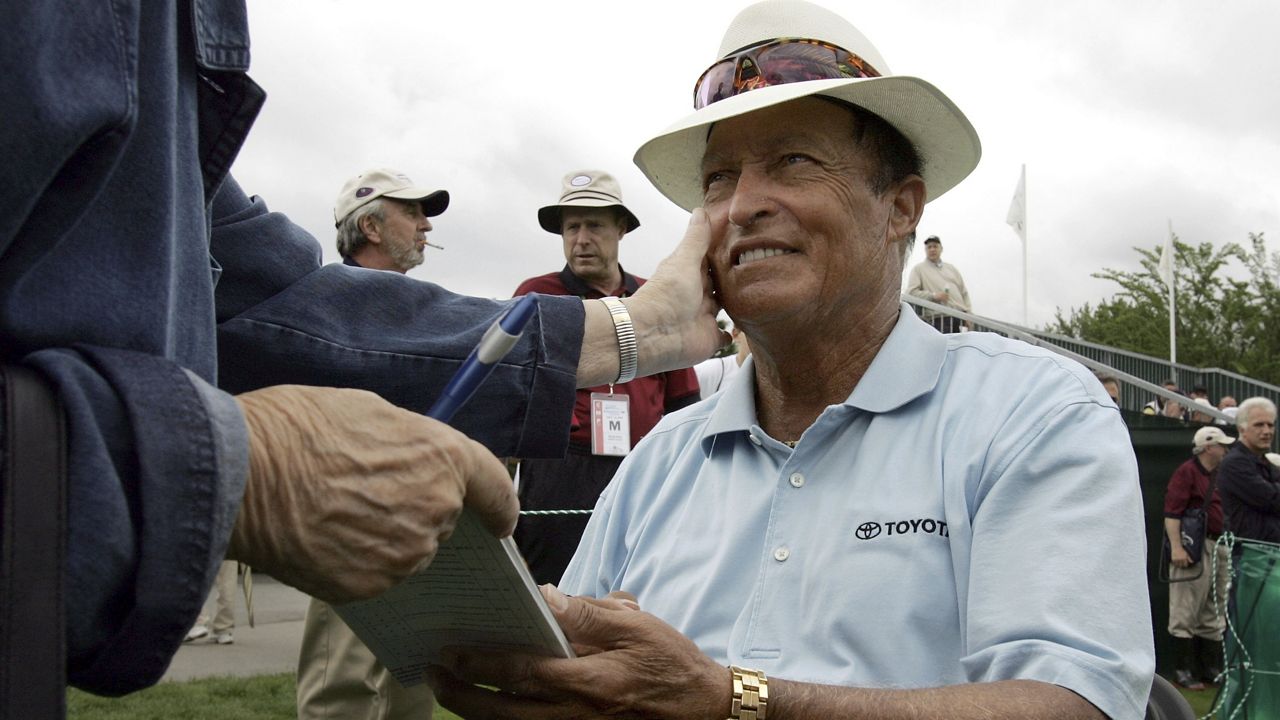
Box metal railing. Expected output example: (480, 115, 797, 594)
(903, 295, 1280, 422)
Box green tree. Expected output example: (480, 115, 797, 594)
(1050, 233, 1279, 385)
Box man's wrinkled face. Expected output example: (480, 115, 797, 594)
(375, 199, 432, 272)
(561, 207, 625, 286)
(1239, 407, 1276, 453)
(699, 97, 907, 328)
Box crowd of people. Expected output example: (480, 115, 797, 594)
(4, 1, 1278, 719)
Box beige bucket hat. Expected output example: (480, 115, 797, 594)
(538, 170, 641, 234)
(633, 0, 981, 211)
(333, 168, 449, 227)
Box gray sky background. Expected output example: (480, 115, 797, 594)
(233, 0, 1280, 329)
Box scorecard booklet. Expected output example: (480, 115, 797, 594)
(335, 509, 575, 687)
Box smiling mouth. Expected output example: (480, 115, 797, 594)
(735, 247, 796, 267)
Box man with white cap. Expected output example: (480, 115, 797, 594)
(1162, 426, 1234, 690)
(512, 170, 701, 586)
(291, 169, 452, 720)
(333, 168, 449, 273)
(906, 234, 972, 333)
(430, 2, 1153, 718)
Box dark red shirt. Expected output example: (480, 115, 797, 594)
(1163, 456, 1225, 535)
(514, 265, 700, 449)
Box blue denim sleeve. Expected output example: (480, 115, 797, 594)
(211, 177, 583, 458)
(24, 347, 248, 695)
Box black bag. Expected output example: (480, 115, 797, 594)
(1177, 507, 1209, 565)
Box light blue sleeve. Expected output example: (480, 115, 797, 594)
(959, 397, 1154, 720)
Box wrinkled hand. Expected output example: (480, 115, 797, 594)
(627, 209, 729, 375)
(226, 385, 518, 604)
(428, 585, 728, 720)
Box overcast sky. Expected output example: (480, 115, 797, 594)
(232, 0, 1280, 329)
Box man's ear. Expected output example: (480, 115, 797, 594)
(887, 174, 926, 243)
(358, 214, 382, 245)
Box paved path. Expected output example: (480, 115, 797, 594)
(162, 573, 310, 683)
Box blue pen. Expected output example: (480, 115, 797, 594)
(427, 294, 539, 423)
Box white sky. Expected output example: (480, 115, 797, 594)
(233, 0, 1280, 328)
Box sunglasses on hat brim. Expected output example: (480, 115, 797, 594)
(693, 37, 881, 110)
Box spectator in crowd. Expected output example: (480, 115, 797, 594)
(1144, 380, 1188, 420)
(905, 234, 971, 333)
(1162, 426, 1234, 690)
(1190, 397, 1216, 425)
(511, 170, 701, 585)
(295, 169, 452, 720)
(1218, 397, 1279, 545)
(1217, 396, 1238, 426)
(1094, 371, 1122, 407)
(430, 2, 1153, 718)
(332, 168, 449, 272)
(183, 561, 238, 646)
(694, 324, 751, 399)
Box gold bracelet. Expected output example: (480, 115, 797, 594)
(729, 665, 768, 720)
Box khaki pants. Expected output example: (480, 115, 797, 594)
(296, 597, 434, 720)
(1168, 542, 1231, 640)
(197, 560, 237, 633)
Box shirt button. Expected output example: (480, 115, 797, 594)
(773, 547, 790, 562)
(789, 473, 805, 488)
(749, 434, 762, 446)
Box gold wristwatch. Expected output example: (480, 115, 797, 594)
(728, 665, 768, 720)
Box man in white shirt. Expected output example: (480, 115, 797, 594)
(906, 235, 971, 332)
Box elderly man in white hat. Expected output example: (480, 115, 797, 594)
(512, 170, 701, 587)
(429, 2, 1153, 719)
(332, 167, 449, 273)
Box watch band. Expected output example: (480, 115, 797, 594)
(599, 296, 637, 384)
(729, 665, 768, 720)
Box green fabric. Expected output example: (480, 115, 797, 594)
(1223, 539, 1280, 719)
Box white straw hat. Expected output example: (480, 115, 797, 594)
(634, 0, 981, 211)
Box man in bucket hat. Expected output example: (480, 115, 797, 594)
(332, 168, 450, 273)
(512, 170, 701, 587)
(429, 2, 1153, 718)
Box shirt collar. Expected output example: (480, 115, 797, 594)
(557, 264, 640, 298)
(700, 304, 947, 454)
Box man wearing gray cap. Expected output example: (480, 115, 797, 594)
(512, 170, 701, 586)
(431, 2, 1152, 719)
(292, 168, 452, 720)
(333, 168, 449, 273)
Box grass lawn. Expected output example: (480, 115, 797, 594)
(67, 673, 462, 720)
(67, 673, 1223, 719)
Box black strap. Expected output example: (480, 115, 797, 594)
(1, 363, 67, 719)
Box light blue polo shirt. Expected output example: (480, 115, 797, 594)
(561, 305, 1154, 720)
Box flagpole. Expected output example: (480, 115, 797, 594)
(1021, 166, 1029, 326)
(1167, 219, 1177, 366)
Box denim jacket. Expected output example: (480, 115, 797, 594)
(0, 0, 580, 695)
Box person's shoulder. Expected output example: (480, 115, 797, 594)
(514, 271, 566, 296)
(942, 332, 1108, 405)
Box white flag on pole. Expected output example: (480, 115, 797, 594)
(1158, 223, 1175, 288)
(1006, 165, 1027, 244)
